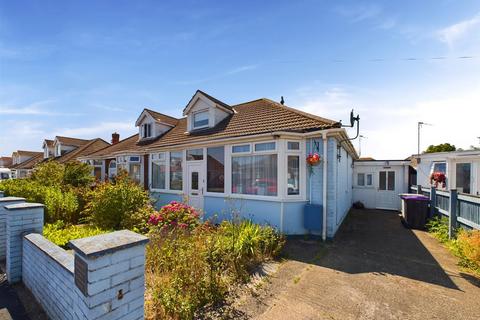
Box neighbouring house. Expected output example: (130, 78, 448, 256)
(413, 150, 480, 196)
(10, 151, 44, 178)
(81, 90, 358, 238)
(0, 157, 12, 168)
(353, 159, 411, 210)
(41, 136, 110, 179)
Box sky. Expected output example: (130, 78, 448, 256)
(1, 0, 480, 159)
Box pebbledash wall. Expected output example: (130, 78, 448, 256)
(150, 137, 353, 238)
(0, 193, 149, 320)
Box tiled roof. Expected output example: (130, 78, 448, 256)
(146, 98, 339, 149)
(55, 138, 111, 163)
(85, 98, 340, 158)
(144, 109, 179, 126)
(12, 153, 43, 170)
(16, 150, 43, 157)
(85, 134, 143, 158)
(0, 157, 12, 167)
(44, 139, 54, 148)
(55, 136, 90, 147)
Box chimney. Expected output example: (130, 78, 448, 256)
(280, 96, 285, 105)
(111, 132, 120, 145)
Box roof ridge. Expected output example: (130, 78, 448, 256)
(55, 135, 90, 141)
(232, 98, 268, 107)
(144, 108, 179, 121)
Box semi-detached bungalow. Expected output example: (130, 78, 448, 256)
(81, 90, 358, 239)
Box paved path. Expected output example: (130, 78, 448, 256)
(0, 272, 29, 320)
(237, 209, 480, 320)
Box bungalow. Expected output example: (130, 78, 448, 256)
(82, 90, 358, 239)
(10, 151, 43, 178)
(413, 150, 480, 196)
(41, 136, 110, 179)
(0, 157, 12, 168)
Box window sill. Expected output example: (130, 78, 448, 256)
(150, 189, 184, 194)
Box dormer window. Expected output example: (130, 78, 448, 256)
(142, 123, 152, 138)
(193, 111, 209, 129)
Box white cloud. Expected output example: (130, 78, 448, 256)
(437, 12, 480, 46)
(0, 99, 83, 116)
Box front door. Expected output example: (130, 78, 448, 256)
(187, 163, 204, 211)
(376, 170, 398, 210)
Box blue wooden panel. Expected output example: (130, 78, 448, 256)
(303, 203, 323, 231)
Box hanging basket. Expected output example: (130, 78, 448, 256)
(430, 171, 446, 188)
(306, 153, 321, 166)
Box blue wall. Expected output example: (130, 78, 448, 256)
(306, 138, 324, 206)
(150, 192, 183, 209)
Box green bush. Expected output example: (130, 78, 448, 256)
(145, 217, 284, 320)
(426, 216, 450, 243)
(0, 179, 78, 223)
(43, 221, 109, 249)
(30, 161, 94, 189)
(84, 174, 152, 230)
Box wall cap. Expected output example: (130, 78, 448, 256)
(5, 202, 44, 210)
(69, 230, 149, 258)
(24, 233, 74, 274)
(0, 196, 26, 202)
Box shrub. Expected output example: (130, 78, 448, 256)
(0, 179, 78, 223)
(145, 215, 284, 320)
(426, 216, 450, 243)
(148, 201, 200, 231)
(63, 161, 95, 187)
(84, 174, 152, 230)
(30, 161, 65, 187)
(456, 229, 480, 272)
(31, 161, 94, 189)
(43, 221, 109, 249)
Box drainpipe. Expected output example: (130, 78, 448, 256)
(322, 132, 328, 241)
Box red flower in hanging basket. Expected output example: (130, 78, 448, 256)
(430, 171, 446, 188)
(306, 153, 321, 166)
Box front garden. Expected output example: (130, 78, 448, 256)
(0, 161, 284, 320)
(426, 217, 480, 276)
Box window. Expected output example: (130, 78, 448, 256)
(357, 173, 365, 186)
(93, 167, 102, 181)
(56, 144, 61, 156)
(366, 174, 373, 186)
(129, 156, 141, 162)
(379, 171, 395, 191)
(431, 162, 447, 174)
(287, 155, 300, 195)
(193, 111, 209, 128)
(151, 153, 166, 189)
(129, 163, 142, 183)
(191, 172, 199, 190)
(169, 151, 183, 190)
(142, 123, 152, 138)
(207, 146, 224, 193)
(456, 163, 471, 194)
(232, 154, 277, 196)
(109, 160, 117, 179)
(255, 142, 276, 152)
(186, 149, 203, 161)
(287, 141, 300, 150)
(232, 144, 250, 153)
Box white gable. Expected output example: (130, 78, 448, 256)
(183, 91, 232, 132)
(135, 109, 173, 140)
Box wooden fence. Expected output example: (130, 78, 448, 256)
(410, 185, 480, 237)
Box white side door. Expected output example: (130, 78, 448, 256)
(376, 170, 399, 210)
(186, 163, 204, 211)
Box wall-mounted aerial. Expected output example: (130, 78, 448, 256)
(337, 109, 360, 161)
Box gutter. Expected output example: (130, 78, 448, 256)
(322, 132, 328, 241)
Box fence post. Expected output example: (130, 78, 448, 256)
(449, 189, 457, 239)
(69, 230, 149, 320)
(5, 202, 44, 283)
(430, 187, 436, 218)
(417, 185, 422, 195)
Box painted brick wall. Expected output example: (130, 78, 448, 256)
(0, 197, 25, 260)
(23, 234, 75, 320)
(326, 137, 337, 238)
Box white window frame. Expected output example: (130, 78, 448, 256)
(167, 150, 185, 193)
(115, 154, 143, 185)
(285, 140, 304, 200)
(254, 141, 277, 153)
(148, 152, 168, 192)
(356, 171, 374, 188)
(231, 143, 251, 155)
(108, 160, 117, 180)
(192, 110, 210, 129)
(186, 148, 204, 161)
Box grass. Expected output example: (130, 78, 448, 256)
(426, 217, 480, 276)
(145, 220, 285, 320)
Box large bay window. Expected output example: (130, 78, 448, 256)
(207, 146, 224, 193)
(108, 160, 117, 180)
(169, 151, 183, 190)
(151, 153, 166, 189)
(232, 143, 278, 196)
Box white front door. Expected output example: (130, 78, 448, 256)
(186, 163, 204, 211)
(376, 170, 398, 210)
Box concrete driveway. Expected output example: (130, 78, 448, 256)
(235, 209, 480, 320)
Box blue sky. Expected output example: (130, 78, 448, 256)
(1, 0, 480, 158)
